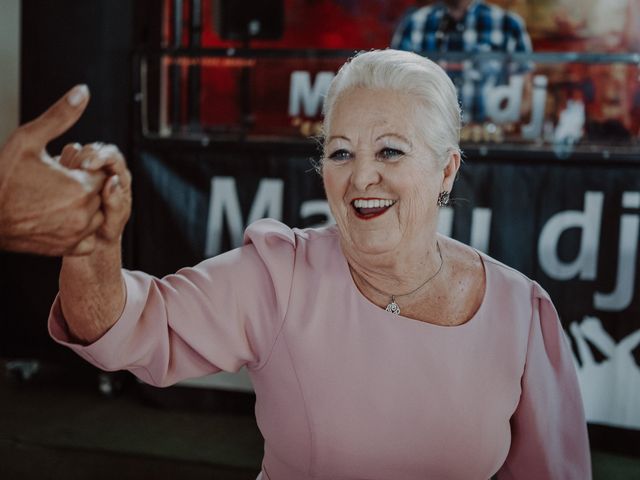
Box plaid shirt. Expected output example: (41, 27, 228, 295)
(391, 1, 532, 122)
(391, 0, 532, 55)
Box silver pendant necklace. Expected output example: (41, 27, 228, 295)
(357, 241, 444, 316)
(385, 296, 402, 315)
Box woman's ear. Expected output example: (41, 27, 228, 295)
(442, 150, 461, 192)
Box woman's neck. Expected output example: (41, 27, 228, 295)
(343, 234, 443, 301)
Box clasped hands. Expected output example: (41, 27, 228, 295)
(55, 141, 132, 255)
(0, 85, 131, 256)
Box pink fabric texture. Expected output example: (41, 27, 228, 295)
(49, 219, 591, 479)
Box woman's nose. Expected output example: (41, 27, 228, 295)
(350, 157, 382, 191)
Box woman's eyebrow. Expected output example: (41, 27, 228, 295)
(326, 135, 350, 144)
(375, 133, 412, 146)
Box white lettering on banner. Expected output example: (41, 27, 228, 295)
(538, 191, 603, 281)
(570, 316, 640, 429)
(437, 206, 454, 237)
(287, 71, 550, 139)
(205, 180, 491, 254)
(300, 200, 334, 228)
(593, 192, 640, 311)
(436, 207, 490, 252)
(484, 75, 524, 124)
(521, 75, 548, 140)
(470, 208, 492, 253)
(205, 177, 284, 257)
(288, 71, 335, 117)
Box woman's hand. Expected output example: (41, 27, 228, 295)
(57, 142, 132, 254)
(57, 142, 132, 344)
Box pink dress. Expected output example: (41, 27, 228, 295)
(49, 219, 591, 479)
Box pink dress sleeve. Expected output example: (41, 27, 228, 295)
(497, 282, 591, 479)
(48, 219, 295, 387)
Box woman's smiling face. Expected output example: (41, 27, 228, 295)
(322, 87, 453, 258)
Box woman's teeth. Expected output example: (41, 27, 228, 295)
(351, 199, 397, 218)
(352, 199, 396, 208)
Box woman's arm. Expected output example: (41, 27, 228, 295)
(497, 283, 591, 479)
(50, 219, 296, 387)
(50, 142, 295, 386)
(57, 143, 132, 343)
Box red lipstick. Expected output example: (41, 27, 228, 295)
(351, 198, 396, 220)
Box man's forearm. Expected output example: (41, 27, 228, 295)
(0, 137, 22, 218)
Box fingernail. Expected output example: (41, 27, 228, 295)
(73, 143, 82, 150)
(67, 84, 89, 107)
(109, 175, 120, 194)
(82, 158, 92, 169)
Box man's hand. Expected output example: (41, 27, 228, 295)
(0, 85, 108, 256)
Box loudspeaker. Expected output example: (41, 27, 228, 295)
(214, 0, 284, 41)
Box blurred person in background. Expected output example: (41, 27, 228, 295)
(391, 0, 533, 124)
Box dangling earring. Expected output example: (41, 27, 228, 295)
(437, 191, 450, 207)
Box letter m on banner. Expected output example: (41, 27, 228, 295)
(205, 177, 284, 257)
(289, 71, 335, 117)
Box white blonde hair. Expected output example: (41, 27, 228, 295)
(322, 49, 461, 168)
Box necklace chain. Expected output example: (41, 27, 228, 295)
(354, 241, 444, 315)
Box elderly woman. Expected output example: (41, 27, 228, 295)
(50, 50, 590, 479)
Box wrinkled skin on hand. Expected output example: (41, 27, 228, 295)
(0, 85, 107, 256)
(57, 140, 132, 344)
(58, 141, 132, 248)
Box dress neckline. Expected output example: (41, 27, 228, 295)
(337, 238, 489, 330)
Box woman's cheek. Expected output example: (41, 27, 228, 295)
(406, 187, 433, 225)
(322, 169, 344, 217)
(324, 165, 347, 198)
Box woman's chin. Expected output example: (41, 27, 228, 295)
(345, 235, 398, 257)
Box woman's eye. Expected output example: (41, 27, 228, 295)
(327, 149, 352, 161)
(378, 147, 404, 160)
